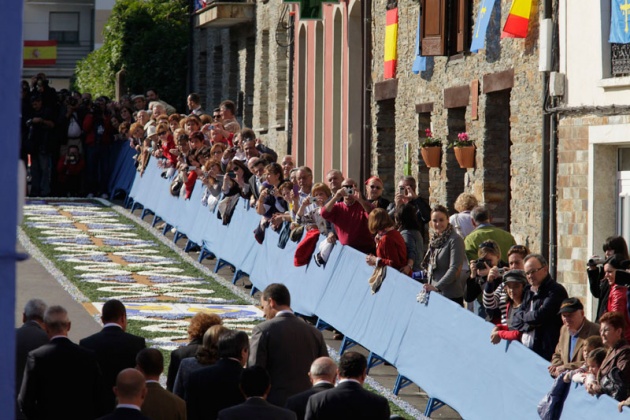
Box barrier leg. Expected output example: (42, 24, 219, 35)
(339, 336, 358, 355)
(424, 397, 445, 417)
(125, 196, 133, 209)
(130, 201, 143, 212)
(250, 286, 258, 296)
(198, 247, 215, 262)
(392, 374, 413, 395)
(173, 231, 186, 244)
(151, 215, 162, 227)
(214, 259, 232, 273)
(232, 270, 247, 285)
(140, 208, 153, 220)
(315, 318, 332, 331)
(366, 352, 387, 374)
(184, 240, 197, 252)
(161, 223, 171, 236)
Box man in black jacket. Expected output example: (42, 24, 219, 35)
(186, 330, 249, 420)
(80, 299, 146, 414)
(512, 254, 568, 361)
(286, 357, 336, 420)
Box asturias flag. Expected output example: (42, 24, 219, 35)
(384, 8, 398, 79)
(502, 0, 532, 39)
(610, 0, 630, 44)
(470, 0, 497, 52)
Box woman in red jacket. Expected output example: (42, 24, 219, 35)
(603, 255, 630, 342)
(365, 208, 407, 272)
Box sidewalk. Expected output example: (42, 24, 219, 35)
(15, 241, 101, 342)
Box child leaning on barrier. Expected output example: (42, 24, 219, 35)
(563, 337, 605, 387)
(295, 183, 335, 267)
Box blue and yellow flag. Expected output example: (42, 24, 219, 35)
(470, 0, 497, 52)
(610, 0, 630, 43)
(412, 11, 426, 73)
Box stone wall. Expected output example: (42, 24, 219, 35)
(370, 0, 545, 251)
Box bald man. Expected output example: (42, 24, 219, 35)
(285, 357, 337, 420)
(99, 368, 151, 420)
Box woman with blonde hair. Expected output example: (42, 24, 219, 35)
(449, 192, 478, 238)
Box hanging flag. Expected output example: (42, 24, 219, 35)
(412, 10, 426, 73)
(470, 0, 497, 52)
(501, 0, 533, 39)
(23, 41, 57, 67)
(384, 8, 398, 79)
(610, 0, 630, 43)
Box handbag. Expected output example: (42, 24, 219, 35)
(601, 366, 630, 401)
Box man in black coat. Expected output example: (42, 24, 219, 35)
(286, 357, 336, 420)
(217, 366, 296, 420)
(186, 330, 249, 420)
(18, 305, 102, 419)
(98, 368, 151, 420)
(80, 299, 146, 414)
(15, 299, 49, 419)
(305, 352, 389, 420)
(512, 254, 569, 361)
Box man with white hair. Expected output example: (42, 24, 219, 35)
(286, 357, 337, 420)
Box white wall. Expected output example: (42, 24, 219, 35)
(560, 0, 630, 106)
(23, 4, 94, 45)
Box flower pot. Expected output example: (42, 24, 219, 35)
(421, 147, 441, 168)
(454, 145, 475, 168)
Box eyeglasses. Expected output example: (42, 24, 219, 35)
(525, 266, 545, 277)
(213, 115, 220, 119)
(157, 132, 167, 136)
(369, 185, 382, 190)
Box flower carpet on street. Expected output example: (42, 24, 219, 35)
(20, 199, 263, 350)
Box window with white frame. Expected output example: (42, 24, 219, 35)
(49, 12, 79, 45)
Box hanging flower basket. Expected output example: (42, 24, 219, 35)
(449, 132, 475, 168)
(420, 128, 442, 168)
(453, 145, 475, 168)
(421, 146, 441, 168)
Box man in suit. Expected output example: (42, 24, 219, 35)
(135, 348, 186, 420)
(187, 330, 249, 420)
(167, 312, 222, 391)
(15, 298, 49, 419)
(218, 366, 296, 420)
(548, 297, 601, 377)
(98, 368, 151, 420)
(305, 352, 390, 420)
(286, 357, 336, 420)
(80, 299, 146, 413)
(18, 305, 102, 419)
(249, 283, 328, 407)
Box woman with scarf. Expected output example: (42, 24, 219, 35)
(422, 205, 467, 305)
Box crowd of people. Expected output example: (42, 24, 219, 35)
(19, 74, 630, 416)
(15, 286, 393, 420)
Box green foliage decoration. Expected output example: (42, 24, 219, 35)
(74, 0, 189, 110)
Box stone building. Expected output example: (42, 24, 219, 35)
(555, 0, 630, 317)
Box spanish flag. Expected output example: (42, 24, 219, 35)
(384, 8, 398, 79)
(502, 0, 532, 39)
(24, 41, 57, 67)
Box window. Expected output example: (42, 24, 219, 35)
(421, 0, 470, 56)
(49, 12, 79, 45)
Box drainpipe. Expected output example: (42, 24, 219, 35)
(187, 0, 195, 94)
(361, 0, 372, 183)
(287, 11, 295, 155)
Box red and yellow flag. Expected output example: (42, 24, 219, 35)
(384, 8, 398, 79)
(502, 0, 533, 38)
(24, 41, 57, 67)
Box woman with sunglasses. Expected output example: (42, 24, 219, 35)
(363, 176, 390, 210)
(421, 205, 467, 305)
(588, 236, 630, 322)
(483, 244, 530, 325)
(465, 240, 507, 319)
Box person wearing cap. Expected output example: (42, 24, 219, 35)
(548, 297, 601, 378)
(133, 94, 148, 111)
(490, 270, 528, 344)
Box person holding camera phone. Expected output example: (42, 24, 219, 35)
(320, 179, 375, 255)
(465, 240, 507, 320)
(56, 145, 85, 196)
(588, 236, 630, 322)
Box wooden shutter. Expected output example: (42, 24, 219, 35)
(455, 0, 469, 53)
(421, 0, 446, 56)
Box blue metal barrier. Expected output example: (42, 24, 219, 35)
(128, 159, 628, 419)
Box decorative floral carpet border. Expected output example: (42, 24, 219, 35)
(20, 199, 263, 349)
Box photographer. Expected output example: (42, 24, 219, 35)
(465, 240, 507, 320)
(26, 94, 55, 197)
(56, 145, 85, 196)
(588, 236, 630, 322)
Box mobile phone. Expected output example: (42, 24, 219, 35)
(399, 186, 405, 193)
(227, 171, 236, 179)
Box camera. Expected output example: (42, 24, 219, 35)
(344, 186, 354, 195)
(68, 155, 77, 164)
(587, 257, 606, 266)
(497, 267, 506, 275)
(475, 259, 490, 270)
(227, 171, 236, 179)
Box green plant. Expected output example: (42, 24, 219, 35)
(420, 128, 442, 148)
(449, 132, 474, 148)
